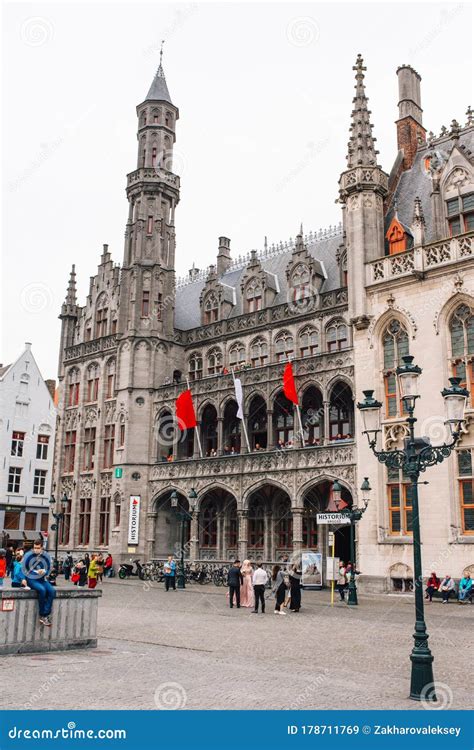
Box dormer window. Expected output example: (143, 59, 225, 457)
(246, 280, 263, 313)
(447, 193, 474, 236)
(95, 301, 108, 338)
(386, 216, 407, 255)
(290, 264, 311, 302)
(204, 293, 219, 324)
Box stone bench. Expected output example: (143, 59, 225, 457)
(0, 587, 102, 655)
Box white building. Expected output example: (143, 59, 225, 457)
(0, 343, 56, 549)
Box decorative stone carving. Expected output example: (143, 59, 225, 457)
(384, 421, 409, 450)
(84, 407, 99, 426)
(444, 167, 470, 191)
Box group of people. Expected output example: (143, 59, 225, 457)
(336, 561, 358, 601)
(425, 571, 472, 603)
(226, 559, 302, 614)
(65, 552, 114, 589)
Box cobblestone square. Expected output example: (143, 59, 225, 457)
(1, 580, 472, 711)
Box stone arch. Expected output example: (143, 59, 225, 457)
(242, 477, 289, 509)
(370, 308, 416, 348)
(435, 291, 474, 335)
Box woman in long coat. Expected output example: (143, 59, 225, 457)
(289, 562, 302, 612)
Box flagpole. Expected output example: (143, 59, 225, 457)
(232, 368, 251, 453)
(287, 356, 305, 448)
(186, 378, 203, 458)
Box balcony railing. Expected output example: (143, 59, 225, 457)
(64, 334, 118, 362)
(367, 232, 474, 284)
(149, 440, 356, 482)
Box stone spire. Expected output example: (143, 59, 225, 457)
(63, 265, 77, 310)
(411, 196, 426, 246)
(145, 40, 173, 103)
(346, 54, 379, 168)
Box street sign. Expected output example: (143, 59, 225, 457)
(128, 495, 140, 545)
(317, 513, 350, 525)
(1, 599, 14, 612)
(115, 467, 123, 479)
(326, 556, 340, 581)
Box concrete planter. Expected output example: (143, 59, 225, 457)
(0, 587, 102, 655)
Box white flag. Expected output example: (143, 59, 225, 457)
(234, 377, 244, 420)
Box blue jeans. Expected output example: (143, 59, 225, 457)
(27, 578, 56, 617)
(459, 588, 472, 601)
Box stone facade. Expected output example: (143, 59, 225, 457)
(53, 54, 474, 591)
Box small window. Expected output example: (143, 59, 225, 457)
(11, 431, 25, 457)
(8, 467, 22, 494)
(147, 216, 153, 235)
(142, 291, 150, 317)
(36, 435, 50, 460)
(33, 469, 47, 496)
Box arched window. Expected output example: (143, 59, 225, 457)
(201, 404, 218, 455)
(299, 326, 319, 358)
(67, 368, 80, 407)
(450, 304, 474, 404)
(201, 501, 218, 547)
(248, 498, 265, 549)
(86, 364, 100, 403)
(165, 111, 173, 128)
(273, 391, 295, 447)
(95, 294, 108, 338)
(302, 386, 323, 445)
(329, 382, 354, 439)
(250, 337, 268, 367)
(204, 293, 219, 324)
(106, 360, 116, 399)
(156, 410, 173, 461)
(140, 111, 147, 127)
(326, 321, 348, 352)
(152, 108, 160, 124)
(189, 353, 203, 382)
(246, 280, 263, 313)
(207, 347, 222, 376)
(248, 395, 267, 450)
(275, 332, 294, 363)
(223, 401, 241, 453)
(229, 342, 246, 368)
(290, 264, 311, 302)
(382, 319, 409, 417)
(275, 498, 293, 549)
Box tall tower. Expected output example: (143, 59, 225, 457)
(339, 54, 389, 328)
(57, 265, 78, 377)
(119, 46, 180, 338)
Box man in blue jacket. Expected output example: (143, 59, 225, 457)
(22, 539, 56, 626)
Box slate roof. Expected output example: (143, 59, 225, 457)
(145, 65, 172, 104)
(387, 129, 474, 243)
(174, 230, 342, 330)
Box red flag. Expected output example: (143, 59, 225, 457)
(283, 362, 299, 405)
(176, 389, 197, 429)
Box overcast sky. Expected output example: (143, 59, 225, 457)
(2, 1, 472, 377)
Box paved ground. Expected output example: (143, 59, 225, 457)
(2, 578, 472, 711)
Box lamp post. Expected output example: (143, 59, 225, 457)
(357, 357, 468, 701)
(49, 492, 69, 568)
(333, 478, 371, 606)
(170, 488, 198, 589)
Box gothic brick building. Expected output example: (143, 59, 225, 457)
(53, 53, 474, 591)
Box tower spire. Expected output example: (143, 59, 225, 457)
(64, 264, 77, 307)
(346, 53, 379, 168)
(145, 40, 172, 103)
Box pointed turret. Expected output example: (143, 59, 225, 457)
(145, 41, 173, 103)
(62, 265, 78, 314)
(346, 54, 379, 168)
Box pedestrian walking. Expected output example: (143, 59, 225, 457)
(22, 538, 56, 627)
(252, 563, 268, 614)
(6, 545, 14, 577)
(336, 561, 347, 601)
(87, 554, 99, 588)
(425, 571, 440, 603)
(439, 574, 455, 602)
(289, 562, 302, 612)
(227, 560, 243, 608)
(272, 565, 288, 615)
(0, 549, 6, 587)
(96, 553, 104, 583)
(62, 552, 73, 582)
(104, 553, 113, 578)
(163, 555, 176, 591)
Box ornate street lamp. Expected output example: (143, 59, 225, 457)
(170, 488, 198, 589)
(49, 492, 69, 569)
(357, 358, 468, 702)
(334, 478, 372, 606)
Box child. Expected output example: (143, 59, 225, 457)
(0, 549, 6, 586)
(11, 552, 29, 588)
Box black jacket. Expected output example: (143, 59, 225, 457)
(227, 566, 243, 587)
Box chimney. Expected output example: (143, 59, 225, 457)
(396, 65, 426, 171)
(217, 237, 232, 276)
